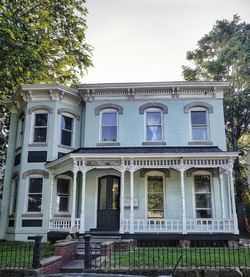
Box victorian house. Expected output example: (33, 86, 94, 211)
(0, 81, 239, 242)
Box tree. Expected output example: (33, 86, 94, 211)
(182, 15, 250, 231)
(0, 0, 93, 166)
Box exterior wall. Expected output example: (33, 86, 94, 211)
(83, 98, 226, 150)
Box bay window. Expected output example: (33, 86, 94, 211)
(33, 113, 48, 143)
(27, 177, 43, 212)
(61, 115, 73, 146)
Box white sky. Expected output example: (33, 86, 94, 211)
(83, 0, 250, 84)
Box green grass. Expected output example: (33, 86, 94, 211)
(101, 246, 250, 269)
(0, 241, 54, 269)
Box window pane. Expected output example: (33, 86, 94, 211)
(112, 181, 119, 210)
(148, 176, 163, 192)
(196, 194, 211, 208)
(146, 112, 161, 125)
(29, 178, 43, 193)
(58, 197, 69, 212)
(191, 111, 207, 125)
(57, 179, 69, 194)
(102, 112, 117, 125)
(61, 130, 72, 146)
(148, 210, 164, 218)
(28, 194, 42, 212)
(100, 178, 107, 210)
(35, 114, 48, 126)
(34, 128, 47, 142)
(61, 116, 73, 130)
(102, 126, 117, 141)
(195, 175, 210, 186)
(196, 210, 212, 218)
(148, 194, 164, 209)
(147, 126, 162, 141)
(192, 127, 208, 140)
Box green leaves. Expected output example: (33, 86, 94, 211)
(0, 0, 93, 167)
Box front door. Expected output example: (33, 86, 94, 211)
(97, 176, 120, 230)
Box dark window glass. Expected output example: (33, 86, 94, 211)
(33, 113, 48, 142)
(191, 111, 208, 141)
(28, 151, 47, 163)
(57, 179, 70, 212)
(61, 116, 73, 146)
(27, 178, 43, 212)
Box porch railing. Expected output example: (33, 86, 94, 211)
(123, 218, 234, 233)
(49, 218, 81, 231)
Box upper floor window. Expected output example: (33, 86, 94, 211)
(27, 177, 43, 212)
(101, 110, 118, 142)
(145, 109, 163, 142)
(194, 175, 212, 218)
(33, 113, 48, 143)
(191, 110, 208, 141)
(56, 178, 70, 213)
(61, 115, 73, 146)
(16, 115, 24, 148)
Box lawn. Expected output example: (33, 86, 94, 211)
(100, 246, 250, 269)
(0, 241, 54, 269)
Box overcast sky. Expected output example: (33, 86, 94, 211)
(83, 0, 250, 84)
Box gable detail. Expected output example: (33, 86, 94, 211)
(184, 102, 213, 113)
(57, 108, 80, 120)
(95, 103, 123, 115)
(139, 102, 168, 114)
(22, 169, 49, 179)
(28, 105, 53, 114)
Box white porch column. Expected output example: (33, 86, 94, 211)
(180, 169, 187, 234)
(129, 168, 134, 234)
(119, 169, 125, 233)
(219, 169, 225, 218)
(48, 173, 55, 230)
(228, 165, 239, 234)
(70, 169, 77, 232)
(80, 169, 86, 233)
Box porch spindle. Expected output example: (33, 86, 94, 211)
(130, 169, 134, 233)
(119, 169, 125, 233)
(80, 170, 86, 233)
(219, 169, 225, 218)
(180, 169, 187, 234)
(228, 167, 239, 234)
(70, 169, 77, 233)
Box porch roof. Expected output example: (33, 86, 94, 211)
(71, 146, 223, 154)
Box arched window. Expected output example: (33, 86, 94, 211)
(60, 113, 74, 147)
(26, 175, 43, 213)
(100, 109, 118, 143)
(32, 111, 49, 143)
(145, 108, 163, 142)
(146, 171, 165, 218)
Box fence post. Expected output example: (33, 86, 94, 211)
(28, 235, 43, 268)
(84, 234, 92, 269)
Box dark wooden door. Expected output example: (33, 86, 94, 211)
(97, 176, 120, 230)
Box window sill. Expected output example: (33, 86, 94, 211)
(97, 142, 120, 146)
(28, 143, 48, 147)
(142, 141, 166, 146)
(188, 141, 213, 145)
(58, 144, 75, 150)
(22, 213, 43, 218)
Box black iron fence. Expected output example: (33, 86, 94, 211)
(83, 239, 250, 270)
(0, 236, 53, 269)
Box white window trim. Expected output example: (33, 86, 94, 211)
(189, 107, 210, 142)
(25, 175, 44, 214)
(54, 175, 72, 215)
(9, 178, 19, 215)
(192, 171, 214, 219)
(60, 112, 75, 147)
(99, 109, 119, 143)
(31, 110, 49, 144)
(144, 108, 164, 143)
(144, 171, 166, 219)
(16, 116, 24, 149)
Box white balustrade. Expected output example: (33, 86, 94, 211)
(49, 218, 81, 231)
(123, 218, 234, 233)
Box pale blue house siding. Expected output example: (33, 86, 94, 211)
(84, 98, 226, 150)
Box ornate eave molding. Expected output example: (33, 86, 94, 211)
(78, 81, 229, 101)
